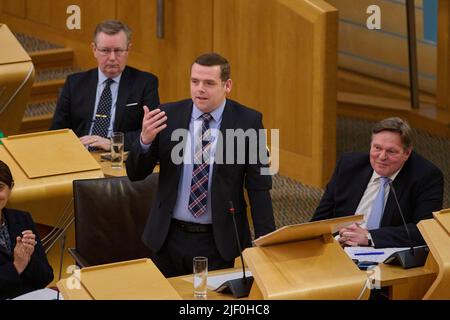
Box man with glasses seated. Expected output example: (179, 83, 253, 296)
(50, 20, 160, 151)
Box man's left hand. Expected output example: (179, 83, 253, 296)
(80, 135, 111, 151)
(338, 223, 370, 247)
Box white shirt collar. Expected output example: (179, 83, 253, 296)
(98, 69, 122, 84)
(371, 167, 402, 183)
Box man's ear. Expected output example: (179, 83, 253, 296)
(404, 147, 412, 158)
(225, 79, 232, 94)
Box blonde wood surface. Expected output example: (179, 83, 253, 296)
(254, 215, 363, 247)
(433, 208, 450, 233)
(214, 0, 337, 187)
(2, 129, 101, 178)
(79, 259, 181, 300)
(57, 264, 245, 300)
(418, 211, 450, 299)
(56, 255, 437, 300)
(0, 141, 103, 226)
(90, 151, 127, 178)
(0, 24, 34, 136)
(244, 238, 367, 299)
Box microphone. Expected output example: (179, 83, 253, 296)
(214, 201, 254, 298)
(383, 181, 429, 269)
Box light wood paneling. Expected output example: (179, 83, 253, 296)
(437, 0, 450, 110)
(27, 0, 51, 26)
(117, 0, 213, 102)
(327, 0, 426, 38)
(1, 0, 25, 18)
(214, 0, 337, 187)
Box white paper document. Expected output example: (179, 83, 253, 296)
(345, 246, 410, 263)
(12, 288, 63, 300)
(207, 271, 253, 290)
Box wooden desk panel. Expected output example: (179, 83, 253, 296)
(1, 144, 103, 226)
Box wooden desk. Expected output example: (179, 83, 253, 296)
(57, 261, 436, 300)
(58, 266, 243, 300)
(377, 263, 437, 300)
(90, 151, 159, 177)
(0, 144, 103, 226)
(90, 151, 127, 178)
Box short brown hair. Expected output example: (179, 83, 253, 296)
(193, 53, 230, 82)
(0, 160, 13, 189)
(371, 117, 413, 150)
(94, 20, 132, 46)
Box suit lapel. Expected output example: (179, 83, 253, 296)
(114, 66, 133, 131)
(381, 169, 406, 226)
(84, 70, 99, 135)
(174, 101, 194, 179)
(213, 100, 236, 181)
(349, 163, 373, 214)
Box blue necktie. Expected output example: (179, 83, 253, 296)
(188, 113, 213, 218)
(88, 78, 114, 151)
(366, 177, 390, 230)
(91, 78, 114, 138)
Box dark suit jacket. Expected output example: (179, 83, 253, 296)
(50, 66, 160, 150)
(0, 208, 54, 299)
(126, 99, 276, 261)
(311, 152, 444, 248)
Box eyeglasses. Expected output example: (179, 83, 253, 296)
(95, 46, 128, 56)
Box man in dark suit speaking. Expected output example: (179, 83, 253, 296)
(126, 53, 275, 277)
(311, 117, 444, 248)
(50, 20, 160, 151)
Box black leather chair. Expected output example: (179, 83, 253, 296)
(69, 174, 158, 267)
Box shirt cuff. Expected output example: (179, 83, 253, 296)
(140, 137, 151, 153)
(367, 232, 375, 247)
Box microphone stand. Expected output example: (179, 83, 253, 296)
(383, 182, 429, 269)
(214, 201, 254, 298)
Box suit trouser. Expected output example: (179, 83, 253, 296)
(150, 219, 234, 278)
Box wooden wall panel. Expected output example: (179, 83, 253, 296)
(27, 0, 51, 26)
(437, 0, 450, 110)
(214, 0, 337, 187)
(117, 0, 213, 102)
(1, 0, 25, 18)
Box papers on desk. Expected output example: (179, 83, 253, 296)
(345, 246, 409, 263)
(12, 288, 63, 300)
(207, 271, 253, 290)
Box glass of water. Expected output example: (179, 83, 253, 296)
(193, 256, 208, 299)
(110, 132, 124, 169)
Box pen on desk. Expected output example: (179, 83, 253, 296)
(354, 252, 385, 256)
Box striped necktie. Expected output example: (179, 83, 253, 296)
(188, 113, 213, 218)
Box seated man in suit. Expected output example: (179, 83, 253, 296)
(311, 117, 444, 248)
(126, 52, 276, 277)
(50, 19, 160, 151)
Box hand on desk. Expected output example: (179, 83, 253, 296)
(13, 230, 36, 274)
(80, 135, 111, 151)
(339, 223, 370, 247)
